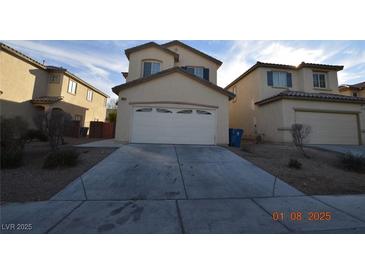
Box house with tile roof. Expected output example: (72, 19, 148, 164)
(112, 40, 234, 145)
(226, 61, 365, 145)
(0, 42, 108, 129)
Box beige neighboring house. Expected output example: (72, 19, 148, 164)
(0, 43, 108, 129)
(226, 61, 365, 145)
(112, 40, 235, 145)
(339, 81, 365, 98)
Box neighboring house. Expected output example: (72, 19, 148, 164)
(112, 40, 234, 145)
(226, 61, 365, 145)
(339, 81, 365, 98)
(0, 43, 108, 129)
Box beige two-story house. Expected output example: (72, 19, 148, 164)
(0, 43, 108, 129)
(226, 62, 365, 145)
(112, 40, 235, 145)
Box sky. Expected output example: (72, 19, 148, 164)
(3, 40, 365, 99)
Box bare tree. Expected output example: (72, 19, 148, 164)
(33, 108, 72, 150)
(291, 123, 311, 158)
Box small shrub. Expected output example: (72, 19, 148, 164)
(340, 153, 365, 173)
(26, 129, 48, 142)
(291, 123, 311, 158)
(288, 158, 302, 169)
(43, 149, 79, 169)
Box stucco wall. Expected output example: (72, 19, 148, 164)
(228, 69, 260, 139)
(60, 75, 107, 127)
(0, 49, 49, 126)
(126, 47, 175, 82)
(165, 44, 219, 84)
(116, 72, 229, 144)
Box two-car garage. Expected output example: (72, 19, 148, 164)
(131, 107, 216, 145)
(295, 110, 360, 145)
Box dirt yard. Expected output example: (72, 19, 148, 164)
(1, 138, 116, 202)
(228, 143, 365, 195)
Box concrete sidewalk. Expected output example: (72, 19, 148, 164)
(1, 144, 364, 234)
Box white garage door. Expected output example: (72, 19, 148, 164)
(295, 111, 359, 145)
(131, 107, 216, 144)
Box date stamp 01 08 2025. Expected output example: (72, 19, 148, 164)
(272, 211, 332, 222)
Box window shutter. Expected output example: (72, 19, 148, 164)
(143, 62, 151, 77)
(267, 71, 273, 86)
(203, 68, 209, 81)
(286, 73, 292, 87)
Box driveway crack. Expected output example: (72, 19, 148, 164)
(45, 201, 85, 233)
(174, 145, 189, 199)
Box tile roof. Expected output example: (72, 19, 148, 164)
(31, 96, 63, 104)
(226, 61, 344, 89)
(112, 67, 235, 99)
(255, 90, 365, 106)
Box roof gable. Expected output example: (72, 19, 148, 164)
(112, 67, 234, 99)
(124, 42, 179, 61)
(161, 40, 222, 66)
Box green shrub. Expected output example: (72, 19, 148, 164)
(43, 149, 80, 169)
(340, 153, 365, 173)
(0, 116, 28, 168)
(26, 129, 48, 142)
(288, 158, 302, 169)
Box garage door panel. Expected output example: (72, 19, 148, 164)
(131, 107, 216, 145)
(295, 111, 359, 145)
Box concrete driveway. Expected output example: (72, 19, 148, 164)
(1, 144, 365, 233)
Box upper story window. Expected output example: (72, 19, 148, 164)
(267, 71, 292, 88)
(143, 61, 161, 77)
(86, 90, 93, 102)
(183, 66, 209, 81)
(49, 74, 60, 83)
(313, 72, 327, 89)
(67, 79, 77, 95)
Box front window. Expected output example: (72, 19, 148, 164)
(353, 92, 358, 97)
(143, 61, 161, 77)
(67, 79, 77, 94)
(313, 72, 327, 88)
(273, 71, 288, 87)
(86, 90, 93, 101)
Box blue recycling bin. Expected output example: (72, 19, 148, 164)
(229, 128, 243, 147)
